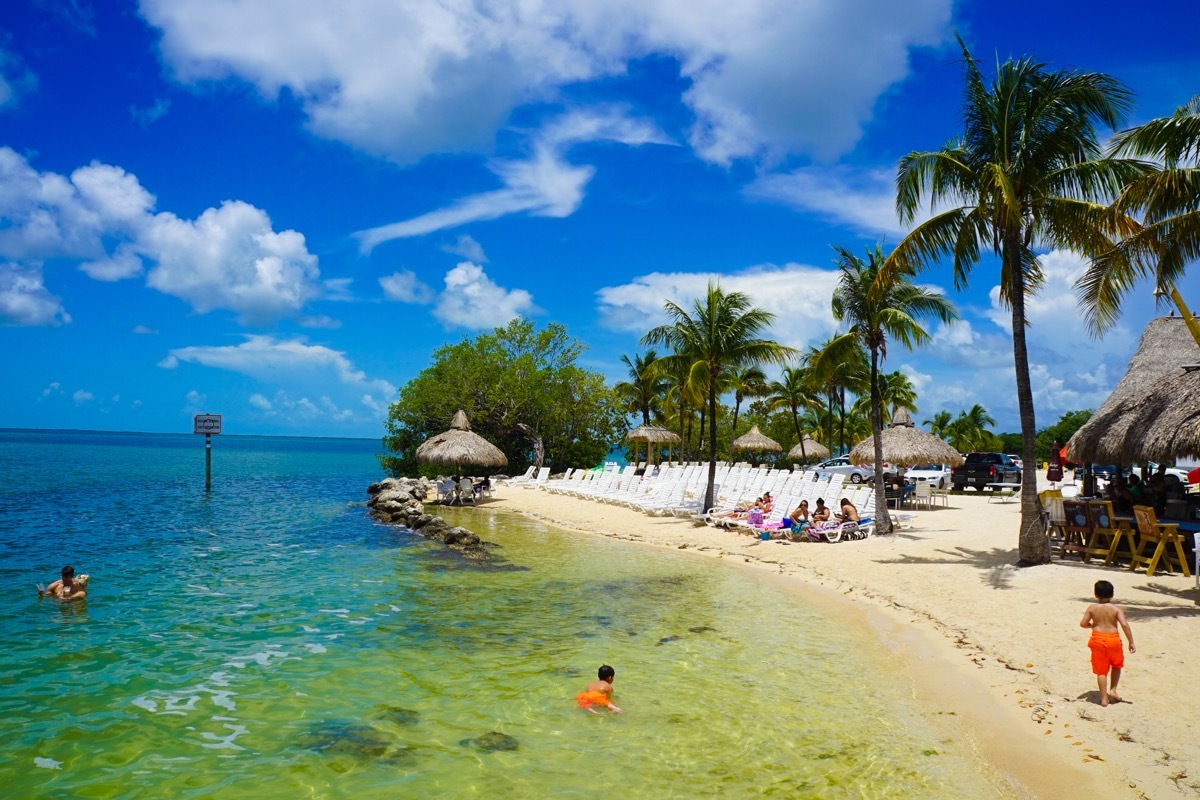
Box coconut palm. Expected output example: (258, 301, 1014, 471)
(854, 370, 918, 419)
(767, 365, 824, 461)
(946, 404, 998, 452)
(1080, 96, 1200, 337)
(644, 282, 796, 512)
(891, 36, 1145, 564)
(730, 365, 769, 441)
(613, 350, 668, 426)
(923, 410, 954, 441)
(806, 338, 869, 454)
(823, 244, 958, 534)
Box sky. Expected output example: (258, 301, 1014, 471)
(1, 0, 1198, 439)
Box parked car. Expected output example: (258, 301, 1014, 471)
(810, 456, 875, 484)
(906, 464, 952, 489)
(1006, 454, 1022, 469)
(951, 452, 1022, 491)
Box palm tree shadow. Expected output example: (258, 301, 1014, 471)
(874, 546, 1018, 589)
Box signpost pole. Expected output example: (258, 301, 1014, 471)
(194, 414, 221, 491)
(206, 433, 212, 492)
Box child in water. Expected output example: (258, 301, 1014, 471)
(576, 665, 623, 714)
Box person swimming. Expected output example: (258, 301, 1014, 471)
(38, 565, 88, 600)
(576, 664, 623, 714)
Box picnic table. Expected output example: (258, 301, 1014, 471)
(987, 482, 1021, 503)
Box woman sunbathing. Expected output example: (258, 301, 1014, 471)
(837, 498, 860, 523)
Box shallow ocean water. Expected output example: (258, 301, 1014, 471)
(0, 430, 1013, 798)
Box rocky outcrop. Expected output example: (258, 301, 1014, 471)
(367, 477, 491, 559)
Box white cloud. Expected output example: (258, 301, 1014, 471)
(142, 0, 950, 165)
(249, 393, 273, 411)
(73, 389, 94, 404)
(297, 314, 341, 329)
(132, 324, 158, 334)
(0, 148, 324, 325)
(379, 270, 435, 305)
(184, 390, 208, 413)
(40, 381, 62, 398)
(248, 389, 357, 422)
(131, 98, 171, 126)
(442, 234, 487, 263)
(432, 262, 538, 329)
(164, 335, 395, 397)
(0, 264, 71, 326)
(355, 109, 666, 250)
(596, 262, 841, 352)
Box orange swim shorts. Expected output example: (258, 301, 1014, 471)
(1088, 631, 1124, 675)
(576, 690, 610, 709)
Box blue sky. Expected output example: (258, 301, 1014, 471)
(1, 0, 1197, 439)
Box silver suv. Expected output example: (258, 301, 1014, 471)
(810, 456, 875, 484)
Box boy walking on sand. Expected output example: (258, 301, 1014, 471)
(1079, 580, 1135, 706)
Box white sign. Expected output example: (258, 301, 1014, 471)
(194, 414, 222, 434)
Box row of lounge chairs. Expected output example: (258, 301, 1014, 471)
(530, 463, 895, 541)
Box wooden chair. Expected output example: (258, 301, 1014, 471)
(1059, 499, 1091, 559)
(1082, 500, 1121, 564)
(1129, 506, 1191, 577)
(1040, 489, 1065, 545)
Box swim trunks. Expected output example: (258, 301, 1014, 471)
(1088, 631, 1124, 675)
(576, 690, 611, 709)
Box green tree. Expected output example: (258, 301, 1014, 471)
(614, 350, 668, 426)
(923, 410, 954, 440)
(730, 365, 770, 441)
(644, 282, 796, 512)
(892, 37, 1143, 564)
(767, 365, 824, 461)
(823, 243, 958, 534)
(854, 369, 918, 420)
(1080, 97, 1200, 334)
(381, 319, 624, 476)
(1035, 409, 1093, 461)
(946, 404, 998, 452)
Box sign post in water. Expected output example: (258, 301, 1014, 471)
(193, 414, 222, 490)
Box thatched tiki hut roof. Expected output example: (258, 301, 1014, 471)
(625, 424, 683, 465)
(732, 425, 782, 453)
(416, 409, 508, 470)
(848, 407, 964, 467)
(1068, 317, 1200, 464)
(787, 436, 830, 461)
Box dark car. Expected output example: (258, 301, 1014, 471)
(1073, 464, 1125, 482)
(951, 452, 1022, 491)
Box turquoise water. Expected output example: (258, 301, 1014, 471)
(0, 430, 1011, 798)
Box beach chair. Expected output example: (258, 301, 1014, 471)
(1129, 506, 1191, 577)
(456, 477, 475, 505)
(508, 465, 536, 484)
(1059, 499, 1091, 559)
(436, 478, 456, 503)
(1082, 500, 1122, 565)
(912, 482, 933, 511)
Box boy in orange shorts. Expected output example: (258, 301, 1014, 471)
(1079, 580, 1135, 706)
(576, 664, 623, 714)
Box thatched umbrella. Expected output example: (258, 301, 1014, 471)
(848, 407, 964, 467)
(626, 424, 682, 465)
(416, 409, 508, 473)
(732, 426, 782, 464)
(1068, 317, 1200, 464)
(787, 436, 830, 462)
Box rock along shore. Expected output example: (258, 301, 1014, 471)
(366, 477, 492, 559)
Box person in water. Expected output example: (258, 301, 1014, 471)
(38, 565, 88, 600)
(576, 664, 623, 714)
(1079, 579, 1135, 707)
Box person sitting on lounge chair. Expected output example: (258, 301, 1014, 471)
(713, 497, 763, 520)
(812, 498, 831, 524)
(836, 498, 859, 524)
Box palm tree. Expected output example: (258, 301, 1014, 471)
(613, 350, 667, 426)
(730, 366, 769, 440)
(923, 410, 954, 440)
(767, 365, 824, 461)
(644, 282, 796, 512)
(891, 36, 1145, 564)
(823, 244, 958, 534)
(806, 338, 868, 454)
(853, 369, 918, 419)
(946, 404, 997, 452)
(1080, 96, 1200, 339)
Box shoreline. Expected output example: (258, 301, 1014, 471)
(476, 484, 1198, 799)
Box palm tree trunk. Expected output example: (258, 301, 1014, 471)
(731, 400, 741, 446)
(869, 347, 892, 534)
(704, 381, 719, 511)
(1009, 244, 1049, 565)
(839, 387, 846, 455)
(791, 403, 806, 462)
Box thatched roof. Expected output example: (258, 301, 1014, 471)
(625, 424, 682, 444)
(415, 409, 509, 469)
(1067, 317, 1200, 464)
(848, 408, 964, 467)
(787, 436, 830, 460)
(732, 425, 782, 452)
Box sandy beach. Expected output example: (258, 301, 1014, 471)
(483, 477, 1199, 800)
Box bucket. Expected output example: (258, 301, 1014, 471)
(760, 531, 771, 541)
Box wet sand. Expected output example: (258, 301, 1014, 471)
(482, 479, 1199, 799)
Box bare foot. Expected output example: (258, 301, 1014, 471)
(1100, 699, 1109, 707)
(1107, 693, 1121, 704)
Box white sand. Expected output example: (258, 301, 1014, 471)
(482, 479, 1199, 799)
